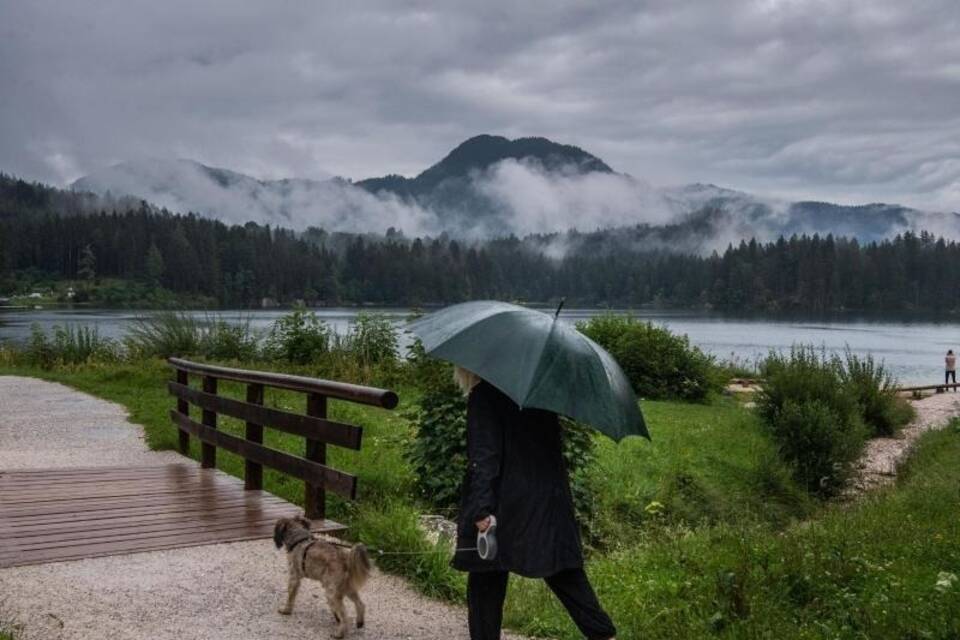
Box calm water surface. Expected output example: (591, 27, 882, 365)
(1, 307, 957, 385)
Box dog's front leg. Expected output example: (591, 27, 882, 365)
(278, 573, 301, 615)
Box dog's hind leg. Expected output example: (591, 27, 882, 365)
(326, 590, 349, 639)
(278, 574, 302, 615)
(347, 590, 365, 629)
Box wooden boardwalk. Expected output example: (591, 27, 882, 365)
(0, 464, 343, 568)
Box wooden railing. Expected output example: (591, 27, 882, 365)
(167, 357, 398, 520)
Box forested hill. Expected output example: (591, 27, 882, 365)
(3, 172, 960, 313)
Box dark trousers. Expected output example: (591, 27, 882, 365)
(948, 370, 956, 388)
(467, 569, 616, 640)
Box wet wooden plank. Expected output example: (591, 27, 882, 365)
(167, 382, 363, 449)
(0, 464, 344, 568)
(169, 411, 357, 499)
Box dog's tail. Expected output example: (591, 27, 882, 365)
(347, 543, 371, 591)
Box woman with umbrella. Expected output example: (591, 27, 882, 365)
(410, 301, 648, 640)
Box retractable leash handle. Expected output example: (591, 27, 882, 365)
(477, 515, 498, 560)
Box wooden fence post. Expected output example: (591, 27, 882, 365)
(245, 383, 265, 490)
(176, 369, 190, 455)
(201, 375, 218, 468)
(305, 392, 327, 520)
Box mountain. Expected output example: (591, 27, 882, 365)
(69, 135, 959, 249)
(356, 134, 611, 196)
(71, 158, 344, 226)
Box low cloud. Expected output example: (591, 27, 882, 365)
(2, 1, 958, 214)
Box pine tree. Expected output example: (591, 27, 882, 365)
(78, 244, 96, 282)
(145, 242, 164, 286)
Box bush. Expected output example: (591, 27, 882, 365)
(770, 399, 866, 494)
(577, 315, 721, 401)
(758, 347, 868, 495)
(347, 312, 398, 368)
(405, 342, 467, 511)
(264, 306, 331, 364)
(839, 350, 914, 436)
(200, 318, 259, 361)
(24, 324, 54, 368)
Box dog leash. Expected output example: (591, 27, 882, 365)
(321, 538, 480, 556)
(307, 515, 499, 560)
(318, 516, 497, 560)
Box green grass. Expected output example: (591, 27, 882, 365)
(503, 425, 960, 638)
(4, 361, 959, 638)
(587, 398, 812, 547)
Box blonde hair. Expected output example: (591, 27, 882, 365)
(453, 366, 481, 396)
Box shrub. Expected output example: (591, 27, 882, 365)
(264, 306, 331, 364)
(405, 342, 467, 511)
(769, 399, 866, 494)
(577, 315, 721, 401)
(758, 347, 868, 495)
(24, 324, 54, 368)
(839, 350, 914, 436)
(346, 312, 398, 368)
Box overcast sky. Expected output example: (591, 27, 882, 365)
(1, 0, 958, 211)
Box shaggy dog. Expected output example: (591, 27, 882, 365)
(273, 516, 371, 638)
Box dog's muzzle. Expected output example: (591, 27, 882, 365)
(477, 515, 498, 561)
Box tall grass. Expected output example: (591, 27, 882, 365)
(124, 312, 258, 360)
(17, 323, 119, 368)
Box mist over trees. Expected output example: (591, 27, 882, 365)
(2, 173, 958, 313)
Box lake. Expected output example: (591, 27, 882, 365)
(1, 307, 957, 385)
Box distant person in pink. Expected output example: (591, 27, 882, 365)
(946, 350, 957, 390)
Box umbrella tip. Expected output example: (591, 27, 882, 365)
(554, 297, 566, 319)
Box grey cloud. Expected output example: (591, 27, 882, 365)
(0, 0, 958, 213)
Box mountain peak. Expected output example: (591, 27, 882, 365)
(415, 134, 613, 187)
(356, 134, 613, 196)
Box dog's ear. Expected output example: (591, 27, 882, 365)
(297, 515, 312, 530)
(273, 519, 288, 549)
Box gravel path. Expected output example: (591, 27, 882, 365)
(0, 376, 182, 469)
(848, 391, 960, 494)
(0, 376, 511, 640)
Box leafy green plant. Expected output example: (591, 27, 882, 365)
(405, 345, 467, 511)
(200, 318, 259, 361)
(264, 306, 331, 364)
(839, 349, 914, 436)
(345, 312, 399, 367)
(577, 315, 722, 401)
(759, 347, 868, 495)
(24, 324, 55, 368)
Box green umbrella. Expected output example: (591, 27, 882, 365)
(408, 300, 649, 441)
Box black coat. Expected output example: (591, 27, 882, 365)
(452, 381, 584, 578)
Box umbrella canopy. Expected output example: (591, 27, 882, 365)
(408, 301, 649, 441)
